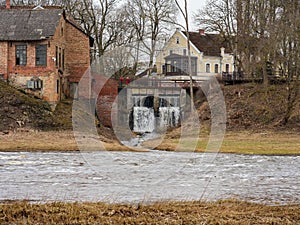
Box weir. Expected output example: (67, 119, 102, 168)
(117, 79, 187, 134)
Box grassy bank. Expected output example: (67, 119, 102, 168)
(1, 199, 299, 224)
(0, 130, 299, 154)
(143, 131, 300, 155)
(0, 131, 136, 152)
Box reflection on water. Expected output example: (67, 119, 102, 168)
(0, 151, 299, 204)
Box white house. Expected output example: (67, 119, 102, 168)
(156, 29, 235, 78)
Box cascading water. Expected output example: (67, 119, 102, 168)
(158, 107, 180, 130)
(132, 96, 181, 134)
(133, 107, 155, 133)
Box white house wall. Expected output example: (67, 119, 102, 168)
(156, 30, 234, 77)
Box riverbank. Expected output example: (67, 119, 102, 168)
(0, 130, 135, 152)
(1, 199, 299, 224)
(0, 130, 299, 155)
(143, 130, 300, 155)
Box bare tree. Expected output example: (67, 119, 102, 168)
(174, 0, 194, 108)
(276, 1, 300, 124)
(125, 0, 177, 74)
(194, 0, 237, 53)
(194, 0, 282, 84)
(195, 0, 300, 123)
(63, 0, 130, 58)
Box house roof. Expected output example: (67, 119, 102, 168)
(0, 7, 63, 41)
(182, 31, 232, 57)
(165, 53, 197, 60)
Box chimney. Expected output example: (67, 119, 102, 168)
(6, 0, 10, 9)
(199, 29, 205, 35)
(220, 47, 225, 57)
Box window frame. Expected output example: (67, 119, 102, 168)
(226, 64, 230, 73)
(36, 44, 47, 66)
(214, 64, 219, 73)
(206, 63, 211, 73)
(15, 45, 27, 66)
(55, 46, 58, 67)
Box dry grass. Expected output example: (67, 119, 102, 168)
(218, 131, 300, 155)
(0, 199, 299, 224)
(146, 131, 300, 155)
(0, 130, 138, 152)
(1, 130, 300, 154)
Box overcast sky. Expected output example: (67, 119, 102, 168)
(176, 0, 207, 31)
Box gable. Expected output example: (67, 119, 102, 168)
(158, 30, 201, 58)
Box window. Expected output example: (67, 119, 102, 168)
(169, 50, 173, 55)
(182, 59, 188, 73)
(226, 64, 230, 73)
(62, 49, 65, 70)
(206, 63, 210, 73)
(16, 45, 27, 65)
(61, 22, 64, 36)
(58, 48, 62, 68)
(162, 65, 166, 74)
(183, 49, 187, 56)
(55, 46, 58, 67)
(57, 80, 60, 93)
(176, 37, 180, 44)
(36, 45, 47, 66)
(174, 61, 177, 72)
(214, 64, 219, 73)
(192, 59, 197, 74)
(27, 78, 43, 90)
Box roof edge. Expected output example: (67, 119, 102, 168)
(179, 30, 202, 55)
(63, 11, 90, 38)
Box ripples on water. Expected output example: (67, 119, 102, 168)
(0, 151, 299, 204)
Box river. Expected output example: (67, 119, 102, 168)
(0, 151, 299, 204)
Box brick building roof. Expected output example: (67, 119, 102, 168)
(182, 31, 232, 56)
(0, 8, 64, 41)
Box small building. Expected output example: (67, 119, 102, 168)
(0, 0, 92, 106)
(156, 29, 235, 77)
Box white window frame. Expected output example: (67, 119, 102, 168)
(206, 63, 211, 73)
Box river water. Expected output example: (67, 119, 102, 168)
(0, 151, 299, 204)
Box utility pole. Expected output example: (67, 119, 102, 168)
(174, 0, 194, 111)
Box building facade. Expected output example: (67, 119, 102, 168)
(0, 2, 91, 105)
(156, 29, 235, 77)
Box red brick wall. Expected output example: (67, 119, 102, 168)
(96, 79, 118, 127)
(2, 14, 91, 104)
(0, 42, 8, 80)
(65, 20, 90, 83)
(7, 40, 60, 103)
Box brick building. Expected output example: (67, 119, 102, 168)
(0, 1, 92, 106)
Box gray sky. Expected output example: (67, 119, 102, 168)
(177, 0, 207, 31)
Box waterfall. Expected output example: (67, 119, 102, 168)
(159, 107, 180, 130)
(131, 96, 181, 134)
(133, 107, 155, 133)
